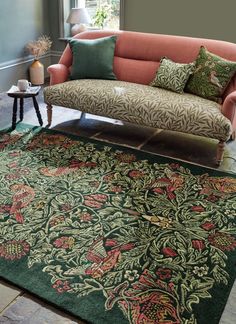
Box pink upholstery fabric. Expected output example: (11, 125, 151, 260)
(58, 30, 236, 86)
(49, 30, 236, 129)
(222, 91, 236, 129)
(113, 57, 159, 84)
(48, 64, 69, 85)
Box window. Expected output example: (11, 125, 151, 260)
(59, 0, 124, 39)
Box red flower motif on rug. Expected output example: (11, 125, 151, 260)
(52, 280, 71, 293)
(0, 240, 30, 260)
(201, 221, 215, 231)
(83, 194, 108, 208)
(156, 268, 172, 280)
(208, 232, 236, 251)
(192, 240, 205, 251)
(162, 247, 178, 257)
(9, 184, 35, 223)
(129, 170, 145, 178)
(123, 291, 181, 324)
(53, 237, 75, 249)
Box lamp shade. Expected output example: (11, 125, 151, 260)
(66, 8, 91, 25)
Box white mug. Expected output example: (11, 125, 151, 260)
(17, 79, 31, 91)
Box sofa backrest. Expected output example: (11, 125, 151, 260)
(59, 30, 236, 97)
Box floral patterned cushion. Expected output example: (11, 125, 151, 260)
(185, 46, 236, 103)
(44, 79, 231, 141)
(150, 57, 195, 93)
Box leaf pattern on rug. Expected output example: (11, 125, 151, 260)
(0, 126, 236, 324)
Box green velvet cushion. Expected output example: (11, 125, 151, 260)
(150, 57, 195, 93)
(69, 36, 117, 80)
(185, 46, 236, 103)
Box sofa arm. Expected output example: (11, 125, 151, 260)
(222, 91, 236, 127)
(47, 63, 70, 85)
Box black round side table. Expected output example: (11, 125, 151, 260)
(7, 88, 43, 130)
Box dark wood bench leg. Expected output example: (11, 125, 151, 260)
(32, 96, 43, 126)
(19, 97, 24, 121)
(46, 104, 53, 127)
(12, 98, 18, 130)
(216, 140, 225, 165)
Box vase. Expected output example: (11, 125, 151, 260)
(29, 59, 44, 85)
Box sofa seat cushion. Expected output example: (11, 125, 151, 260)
(44, 79, 231, 141)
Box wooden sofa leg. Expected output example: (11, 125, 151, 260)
(46, 104, 53, 127)
(216, 140, 225, 165)
(230, 130, 236, 141)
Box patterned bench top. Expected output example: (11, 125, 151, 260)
(44, 79, 232, 141)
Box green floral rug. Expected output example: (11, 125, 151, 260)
(0, 124, 236, 324)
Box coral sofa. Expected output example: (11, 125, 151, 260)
(44, 30, 236, 164)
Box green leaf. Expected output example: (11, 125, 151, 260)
(212, 265, 229, 285)
(181, 278, 213, 312)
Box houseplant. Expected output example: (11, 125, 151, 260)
(93, 4, 111, 29)
(26, 35, 52, 85)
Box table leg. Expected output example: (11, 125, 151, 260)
(12, 98, 18, 130)
(32, 96, 43, 126)
(19, 97, 24, 121)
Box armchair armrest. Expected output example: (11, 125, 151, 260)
(47, 63, 70, 85)
(222, 91, 236, 128)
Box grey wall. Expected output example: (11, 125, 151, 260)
(0, 0, 50, 91)
(0, 0, 50, 62)
(124, 0, 236, 43)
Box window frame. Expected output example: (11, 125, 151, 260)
(59, 0, 125, 39)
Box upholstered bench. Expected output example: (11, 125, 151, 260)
(44, 30, 236, 165)
(44, 79, 231, 142)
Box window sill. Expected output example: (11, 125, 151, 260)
(58, 37, 71, 41)
(58, 28, 106, 41)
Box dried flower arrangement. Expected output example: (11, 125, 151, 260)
(26, 35, 52, 60)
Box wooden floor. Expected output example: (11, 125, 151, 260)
(0, 88, 236, 323)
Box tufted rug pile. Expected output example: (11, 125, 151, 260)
(0, 123, 236, 324)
